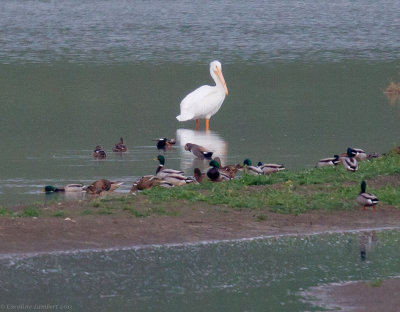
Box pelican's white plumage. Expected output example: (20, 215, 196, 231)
(176, 61, 228, 130)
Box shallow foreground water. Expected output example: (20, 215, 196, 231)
(1, 229, 399, 311)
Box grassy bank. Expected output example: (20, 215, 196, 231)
(2, 149, 400, 218)
(142, 149, 400, 214)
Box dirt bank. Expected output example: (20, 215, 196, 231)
(1, 201, 400, 255)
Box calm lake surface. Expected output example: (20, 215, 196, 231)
(1, 0, 400, 205)
(1, 229, 400, 311)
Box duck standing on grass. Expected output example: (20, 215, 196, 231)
(356, 180, 379, 211)
(316, 155, 340, 167)
(93, 145, 107, 159)
(113, 137, 127, 152)
(341, 148, 358, 171)
(184, 143, 213, 160)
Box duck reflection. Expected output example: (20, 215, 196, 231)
(176, 129, 228, 172)
(359, 231, 377, 261)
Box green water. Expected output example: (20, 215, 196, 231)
(1, 230, 399, 311)
(1, 0, 400, 204)
(1, 62, 400, 205)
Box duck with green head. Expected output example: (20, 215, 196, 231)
(154, 155, 184, 179)
(357, 180, 379, 211)
(44, 184, 85, 193)
(242, 159, 263, 175)
(207, 159, 231, 182)
(341, 148, 358, 171)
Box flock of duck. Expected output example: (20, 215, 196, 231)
(45, 138, 380, 211)
(45, 60, 380, 210)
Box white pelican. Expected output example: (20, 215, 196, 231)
(176, 60, 228, 131)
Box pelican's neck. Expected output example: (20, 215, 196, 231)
(210, 68, 225, 93)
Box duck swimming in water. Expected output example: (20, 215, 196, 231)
(113, 137, 127, 152)
(156, 138, 176, 150)
(44, 184, 85, 193)
(93, 145, 107, 159)
(184, 143, 213, 160)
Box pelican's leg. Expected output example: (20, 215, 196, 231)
(195, 119, 199, 130)
(363, 206, 366, 211)
(205, 119, 210, 131)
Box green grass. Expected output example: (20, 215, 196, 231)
(0, 207, 12, 216)
(367, 279, 383, 288)
(52, 211, 67, 217)
(21, 207, 40, 217)
(2, 150, 399, 219)
(140, 151, 400, 214)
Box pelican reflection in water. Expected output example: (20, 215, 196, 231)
(176, 129, 228, 172)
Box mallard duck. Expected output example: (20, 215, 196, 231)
(162, 173, 194, 186)
(156, 138, 176, 150)
(176, 60, 228, 131)
(184, 143, 213, 159)
(340, 148, 358, 171)
(93, 145, 107, 159)
(213, 157, 241, 179)
(357, 180, 379, 211)
(316, 155, 340, 167)
(207, 160, 231, 182)
(154, 155, 184, 179)
(257, 161, 286, 175)
(130, 175, 161, 192)
(242, 159, 263, 175)
(194, 168, 205, 183)
(113, 137, 127, 152)
(44, 184, 85, 193)
(347, 147, 367, 161)
(85, 179, 123, 195)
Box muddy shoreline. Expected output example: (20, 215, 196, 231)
(1, 203, 400, 255)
